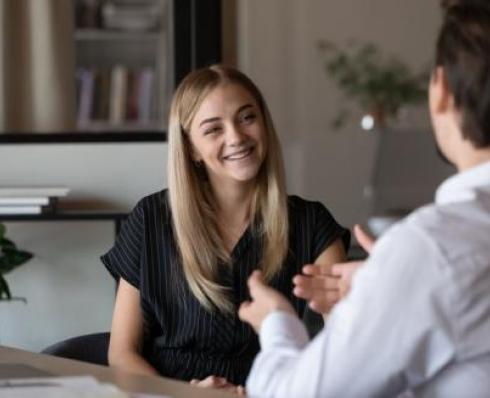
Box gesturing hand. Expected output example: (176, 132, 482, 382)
(238, 270, 295, 333)
(330, 224, 375, 298)
(292, 264, 341, 315)
(293, 224, 376, 315)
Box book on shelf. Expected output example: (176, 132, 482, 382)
(76, 65, 156, 128)
(97, 68, 111, 120)
(126, 69, 139, 121)
(0, 205, 51, 215)
(0, 187, 70, 198)
(0, 197, 52, 206)
(77, 68, 95, 124)
(138, 67, 154, 123)
(109, 65, 129, 123)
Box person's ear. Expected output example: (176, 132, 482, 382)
(430, 66, 454, 114)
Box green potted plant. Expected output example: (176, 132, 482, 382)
(0, 223, 33, 303)
(318, 40, 429, 129)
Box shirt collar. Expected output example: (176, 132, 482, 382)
(435, 160, 490, 205)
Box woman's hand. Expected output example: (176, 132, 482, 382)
(190, 376, 246, 395)
(238, 270, 295, 333)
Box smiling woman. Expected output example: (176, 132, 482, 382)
(188, 83, 266, 196)
(100, 65, 350, 393)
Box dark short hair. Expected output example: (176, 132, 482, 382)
(436, 0, 490, 147)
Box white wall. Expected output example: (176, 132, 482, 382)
(1, 143, 167, 350)
(238, 0, 451, 227)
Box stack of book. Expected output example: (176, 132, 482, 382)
(76, 66, 155, 127)
(0, 187, 70, 215)
(102, 0, 162, 32)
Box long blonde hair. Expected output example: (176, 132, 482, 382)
(168, 65, 288, 313)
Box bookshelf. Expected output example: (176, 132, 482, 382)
(74, 0, 167, 134)
(0, 0, 227, 144)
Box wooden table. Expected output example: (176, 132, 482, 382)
(0, 345, 236, 398)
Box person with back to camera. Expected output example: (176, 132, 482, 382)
(101, 65, 350, 394)
(239, 0, 490, 396)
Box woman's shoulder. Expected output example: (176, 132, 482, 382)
(287, 195, 326, 214)
(287, 194, 351, 250)
(287, 195, 340, 228)
(137, 189, 169, 207)
(132, 189, 171, 220)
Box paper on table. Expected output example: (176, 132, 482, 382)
(132, 395, 173, 398)
(0, 376, 129, 398)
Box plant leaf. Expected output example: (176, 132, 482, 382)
(0, 274, 12, 300)
(0, 238, 16, 250)
(0, 249, 33, 274)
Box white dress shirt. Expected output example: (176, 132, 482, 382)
(247, 160, 490, 398)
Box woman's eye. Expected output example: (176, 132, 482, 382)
(204, 126, 221, 135)
(240, 113, 256, 124)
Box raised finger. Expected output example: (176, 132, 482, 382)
(294, 284, 340, 302)
(331, 261, 363, 276)
(238, 301, 252, 321)
(302, 264, 333, 276)
(354, 224, 375, 253)
(247, 270, 267, 298)
(293, 274, 339, 290)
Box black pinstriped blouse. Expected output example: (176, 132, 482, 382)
(101, 190, 349, 385)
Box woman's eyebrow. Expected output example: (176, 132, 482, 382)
(198, 104, 254, 127)
(237, 104, 253, 113)
(199, 116, 221, 127)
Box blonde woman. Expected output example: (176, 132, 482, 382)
(101, 65, 349, 392)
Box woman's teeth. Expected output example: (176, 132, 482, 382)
(224, 148, 253, 160)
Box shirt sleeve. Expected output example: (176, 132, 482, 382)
(246, 223, 457, 398)
(100, 200, 145, 290)
(311, 202, 350, 259)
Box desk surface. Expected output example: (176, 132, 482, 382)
(0, 345, 236, 398)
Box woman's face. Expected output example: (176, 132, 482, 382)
(188, 82, 267, 190)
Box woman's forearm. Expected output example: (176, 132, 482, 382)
(108, 350, 160, 377)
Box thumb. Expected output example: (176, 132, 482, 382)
(247, 270, 265, 295)
(354, 224, 375, 253)
(238, 300, 252, 322)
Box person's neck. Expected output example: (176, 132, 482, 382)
(454, 144, 490, 172)
(212, 181, 254, 226)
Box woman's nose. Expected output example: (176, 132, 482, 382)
(225, 124, 246, 146)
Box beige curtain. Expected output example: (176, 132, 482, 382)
(0, 0, 76, 132)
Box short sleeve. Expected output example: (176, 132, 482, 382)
(311, 202, 350, 260)
(101, 200, 145, 290)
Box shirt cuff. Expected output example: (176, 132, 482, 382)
(260, 311, 310, 350)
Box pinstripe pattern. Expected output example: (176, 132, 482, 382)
(101, 190, 349, 385)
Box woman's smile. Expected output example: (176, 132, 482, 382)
(222, 145, 255, 161)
